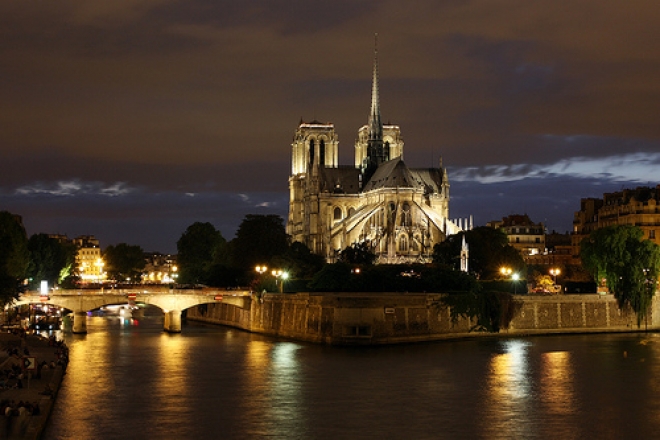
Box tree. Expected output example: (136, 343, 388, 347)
(433, 227, 525, 279)
(0, 211, 30, 305)
(27, 234, 77, 289)
(338, 242, 376, 265)
(177, 222, 227, 285)
(104, 243, 146, 282)
(272, 241, 325, 279)
(229, 215, 288, 269)
(581, 225, 660, 326)
(308, 263, 354, 292)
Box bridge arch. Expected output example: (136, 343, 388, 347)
(15, 288, 252, 334)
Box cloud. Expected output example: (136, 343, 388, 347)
(15, 180, 134, 197)
(450, 152, 660, 184)
(1, 1, 659, 253)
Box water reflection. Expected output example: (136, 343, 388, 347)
(540, 351, 575, 415)
(267, 343, 305, 437)
(481, 340, 532, 439)
(58, 318, 116, 438)
(43, 322, 660, 439)
(239, 341, 306, 438)
(152, 332, 193, 427)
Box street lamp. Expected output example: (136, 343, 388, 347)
(501, 267, 520, 293)
(550, 268, 561, 287)
(512, 272, 520, 294)
(255, 265, 268, 275)
(271, 269, 288, 293)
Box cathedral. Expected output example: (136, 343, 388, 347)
(287, 45, 466, 263)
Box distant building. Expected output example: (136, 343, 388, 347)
(143, 252, 177, 284)
(526, 231, 575, 267)
(572, 185, 660, 256)
(72, 235, 105, 282)
(487, 214, 545, 258)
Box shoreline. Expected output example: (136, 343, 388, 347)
(0, 332, 68, 439)
(186, 292, 660, 345)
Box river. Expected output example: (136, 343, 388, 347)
(42, 314, 660, 439)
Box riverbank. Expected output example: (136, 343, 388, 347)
(0, 332, 67, 439)
(186, 292, 660, 345)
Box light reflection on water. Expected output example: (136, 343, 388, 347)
(43, 317, 660, 439)
(481, 340, 533, 439)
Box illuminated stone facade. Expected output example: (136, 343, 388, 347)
(487, 214, 546, 257)
(72, 235, 105, 282)
(572, 185, 660, 256)
(287, 47, 463, 263)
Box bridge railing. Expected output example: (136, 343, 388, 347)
(21, 287, 253, 297)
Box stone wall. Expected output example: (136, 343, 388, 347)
(186, 292, 659, 345)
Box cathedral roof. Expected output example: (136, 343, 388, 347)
(316, 166, 361, 194)
(362, 157, 444, 194)
(363, 157, 415, 191)
(409, 167, 445, 194)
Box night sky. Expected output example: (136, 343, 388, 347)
(2, 1, 659, 254)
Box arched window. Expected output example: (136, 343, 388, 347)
(389, 203, 396, 224)
(334, 207, 342, 221)
(319, 140, 326, 166)
(401, 203, 411, 226)
(399, 234, 408, 252)
(348, 207, 355, 217)
(412, 235, 420, 251)
(309, 139, 315, 165)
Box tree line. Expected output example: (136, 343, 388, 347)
(1, 209, 659, 331)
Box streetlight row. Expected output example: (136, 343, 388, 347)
(255, 265, 289, 293)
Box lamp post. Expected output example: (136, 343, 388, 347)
(550, 268, 561, 292)
(512, 273, 520, 294)
(271, 270, 288, 293)
(501, 267, 520, 294)
(255, 265, 268, 276)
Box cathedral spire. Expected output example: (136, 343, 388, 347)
(368, 34, 383, 143)
(365, 33, 386, 177)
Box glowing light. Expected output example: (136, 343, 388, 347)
(255, 265, 268, 275)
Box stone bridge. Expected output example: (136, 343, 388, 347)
(16, 287, 252, 333)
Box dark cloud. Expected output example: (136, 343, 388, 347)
(450, 175, 649, 234)
(0, 151, 289, 193)
(1, 1, 659, 251)
(1, 187, 288, 253)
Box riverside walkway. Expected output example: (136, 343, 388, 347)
(0, 332, 66, 439)
(16, 287, 252, 334)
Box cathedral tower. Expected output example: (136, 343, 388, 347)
(288, 40, 462, 263)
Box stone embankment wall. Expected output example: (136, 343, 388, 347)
(186, 292, 660, 345)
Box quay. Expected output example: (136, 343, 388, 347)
(187, 291, 660, 345)
(0, 332, 67, 439)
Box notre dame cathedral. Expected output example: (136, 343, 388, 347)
(287, 44, 467, 263)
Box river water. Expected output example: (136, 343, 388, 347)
(42, 314, 660, 440)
